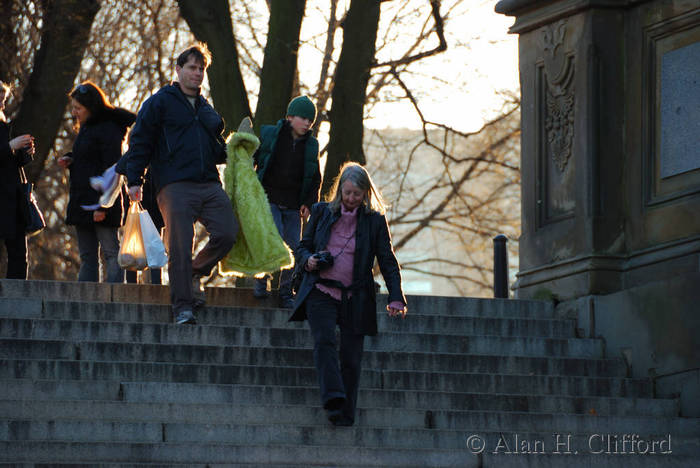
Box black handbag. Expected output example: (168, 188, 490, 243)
(20, 167, 45, 237)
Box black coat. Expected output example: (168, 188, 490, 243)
(0, 121, 32, 239)
(65, 108, 135, 227)
(290, 202, 406, 336)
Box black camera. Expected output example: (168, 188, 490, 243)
(315, 251, 334, 270)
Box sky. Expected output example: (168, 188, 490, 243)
(231, 0, 519, 135)
(315, 0, 520, 133)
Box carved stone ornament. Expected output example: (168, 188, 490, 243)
(541, 21, 575, 173)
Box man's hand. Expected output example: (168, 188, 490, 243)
(128, 185, 143, 202)
(300, 205, 310, 219)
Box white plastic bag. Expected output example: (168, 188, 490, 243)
(84, 164, 123, 209)
(118, 202, 167, 270)
(139, 206, 167, 268)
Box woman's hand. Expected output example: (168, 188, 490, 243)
(93, 210, 106, 222)
(387, 302, 407, 319)
(57, 155, 73, 169)
(305, 253, 321, 271)
(10, 134, 34, 152)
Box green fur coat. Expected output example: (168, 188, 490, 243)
(220, 131, 293, 277)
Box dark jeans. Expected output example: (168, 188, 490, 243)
(157, 181, 238, 314)
(75, 224, 122, 283)
(254, 203, 301, 299)
(3, 236, 27, 279)
(3, 200, 28, 279)
(305, 287, 365, 424)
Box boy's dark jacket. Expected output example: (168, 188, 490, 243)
(254, 119, 321, 208)
(289, 202, 406, 336)
(65, 108, 135, 227)
(125, 83, 227, 193)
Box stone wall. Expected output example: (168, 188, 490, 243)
(496, 0, 700, 415)
(496, 0, 700, 300)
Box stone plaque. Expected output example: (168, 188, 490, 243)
(660, 41, 700, 179)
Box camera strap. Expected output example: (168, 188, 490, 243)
(331, 233, 354, 259)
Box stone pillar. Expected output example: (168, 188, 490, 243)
(496, 0, 700, 301)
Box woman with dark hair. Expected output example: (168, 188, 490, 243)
(58, 80, 135, 282)
(0, 81, 35, 279)
(290, 162, 407, 427)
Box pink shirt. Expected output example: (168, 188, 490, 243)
(315, 205, 406, 312)
(316, 205, 357, 300)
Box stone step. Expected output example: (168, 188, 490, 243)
(0, 400, 692, 433)
(1, 440, 697, 468)
(0, 279, 555, 318)
(0, 360, 653, 397)
(0, 379, 676, 417)
(0, 338, 626, 376)
(0, 464, 461, 468)
(1, 299, 576, 338)
(0, 419, 697, 453)
(2, 441, 697, 468)
(0, 318, 602, 357)
(0, 441, 478, 466)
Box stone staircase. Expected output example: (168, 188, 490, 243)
(0, 279, 697, 467)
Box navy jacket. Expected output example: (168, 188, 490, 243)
(125, 83, 227, 193)
(290, 202, 406, 336)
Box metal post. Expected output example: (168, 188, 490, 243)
(493, 234, 508, 298)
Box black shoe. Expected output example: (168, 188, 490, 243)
(327, 408, 343, 425)
(327, 409, 354, 426)
(174, 309, 197, 325)
(253, 289, 270, 299)
(323, 397, 345, 411)
(331, 416, 354, 427)
(279, 296, 295, 309)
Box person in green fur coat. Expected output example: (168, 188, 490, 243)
(220, 118, 294, 279)
(251, 96, 322, 308)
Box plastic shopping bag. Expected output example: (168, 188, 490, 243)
(82, 164, 123, 210)
(139, 206, 167, 268)
(118, 202, 148, 270)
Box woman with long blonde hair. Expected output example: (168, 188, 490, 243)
(290, 162, 407, 426)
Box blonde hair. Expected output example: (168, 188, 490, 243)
(327, 162, 387, 215)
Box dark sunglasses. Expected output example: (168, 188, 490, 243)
(77, 84, 89, 94)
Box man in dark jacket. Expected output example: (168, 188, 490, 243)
(125, 44, 238, 325)
(252, 96, 322, 308)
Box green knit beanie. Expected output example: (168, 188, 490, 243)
(287, 96, 317, 124)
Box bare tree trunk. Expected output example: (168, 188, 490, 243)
(253, 0, 306, 130)
(177, 0, 252, 134)
(13, 0, 100, 184)
(0, 0, 18, 84)
(314, 0, 339, 127)
(323, 0, 381, 195)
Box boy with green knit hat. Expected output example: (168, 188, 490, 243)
(253, 95, 322, 307)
